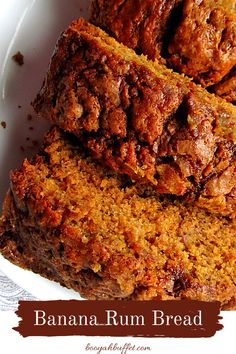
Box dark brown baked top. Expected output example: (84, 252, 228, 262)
(33, 18, 236, 217)
(212, 68, 236, 104)
(90, 0, 236, 102)
(0, 127, 235, 307)
(168, 0, 236, 87)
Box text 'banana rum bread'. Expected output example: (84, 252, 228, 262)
(0, 127, 235, 308)
(90, 0, 236, 103)
(33, 18, 236, 218)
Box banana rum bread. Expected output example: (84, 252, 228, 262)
(90, 0, 236, 103)
(33, 18, 236, 217)
(0, 127, 235, 308)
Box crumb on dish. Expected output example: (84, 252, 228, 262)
(12, 51, 24, 66)
(1, 121, 6, 129)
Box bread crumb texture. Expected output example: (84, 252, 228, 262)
(0, 127, 235, 308)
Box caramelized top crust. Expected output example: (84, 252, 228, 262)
(168, 0, 236, 87)
(212, 67, 236, 104)
(33, 18, 236, 217)
(90, 0, 183, 60)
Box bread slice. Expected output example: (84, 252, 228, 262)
(90, 0, 236, 101)
(0, 127, 235, 308)
(33, 18, 236, 217)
